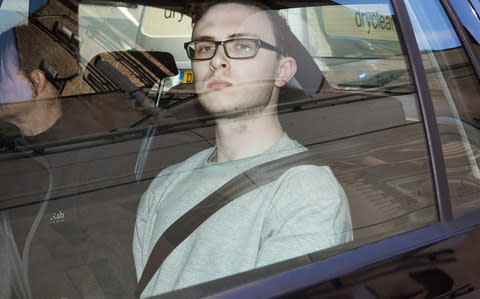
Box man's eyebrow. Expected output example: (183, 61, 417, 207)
(192, 33, 261, 40)
(229, 33, 260, 39)
(192, 35, 215, 41)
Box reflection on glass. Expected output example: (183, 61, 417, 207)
(406, 0, 480, 215)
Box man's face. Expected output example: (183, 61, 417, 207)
(0, 34, 35, 119)
(0, 70, 35, 120)
(192, 3, 281, 117)
(0, 41, 34, 106)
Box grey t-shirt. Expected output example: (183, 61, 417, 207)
(133, 134, 352, 298)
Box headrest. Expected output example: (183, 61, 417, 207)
(83, 51, 178, 93)
(285, 27, 324, 95)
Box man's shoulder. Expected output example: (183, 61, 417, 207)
(280, 164, 338, 187)
(167, 147, 214, 171)
(149, 147, 214, 183)
(259, 157, 345, 203)
(276, 134, 306, 153)
(265, 164, 349, 220)
(255, 133, 306, 164)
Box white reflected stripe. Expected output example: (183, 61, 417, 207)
(118, 7, 139, 27)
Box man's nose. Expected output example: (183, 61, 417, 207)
(209, 45, 229, 70)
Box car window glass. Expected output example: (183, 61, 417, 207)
(405, 0, 461, 50)
(405, 0, 480, 217)
(471, 0, 480, 18)
(0, 1, 439, 298)
(452, 0, 480, 41)
(273, 3, 436, 248)
(451, 0, 480, 55)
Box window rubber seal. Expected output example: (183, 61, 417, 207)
(391, 0, 453, 222)
(440, 0, 480, 84)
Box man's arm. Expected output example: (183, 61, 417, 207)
(256, 165, 353, 267)
(132, 157, 191, 281)
(133, 189, 151, 280)
(132, 168, 174, 280)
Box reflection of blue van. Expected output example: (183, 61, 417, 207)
(1, 0, 480, 298)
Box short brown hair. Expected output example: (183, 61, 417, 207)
(189, 0, 292, 55)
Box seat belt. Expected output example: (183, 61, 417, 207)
(135, 150, 320, 298)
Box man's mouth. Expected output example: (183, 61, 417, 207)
(206, 80, 232, 90)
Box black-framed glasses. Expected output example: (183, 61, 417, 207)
(184, 38, 283, 60)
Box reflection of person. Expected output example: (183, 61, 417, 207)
(0, 26, 103, 150)
(0, 28, 62, 142)
(133, 1, 352, 297)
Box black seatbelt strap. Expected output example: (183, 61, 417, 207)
(135, 150, 319, 298)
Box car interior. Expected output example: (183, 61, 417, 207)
(2, 0, 480, 298)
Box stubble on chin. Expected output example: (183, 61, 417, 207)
(196, 81, 275, 118)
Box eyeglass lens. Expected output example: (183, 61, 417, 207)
(187, 39, 258, 59)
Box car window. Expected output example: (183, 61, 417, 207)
(405, 0, 480, 217)
(274, 3, 436, 247)
(451, 0, 480, 49)
(0, 1, 441, 298)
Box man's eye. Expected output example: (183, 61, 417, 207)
(196, 44, 214, 53)
(235, 43, 253, 51)
(199, 46, 214, 52)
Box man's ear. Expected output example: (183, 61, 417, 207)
(29, 69, 46, 99)
(274, 56, 297, 88)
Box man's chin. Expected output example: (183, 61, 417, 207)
(197, 88, 236, 110)
(198, 85, 233, 96)
(198, 99, 271, 121)
(196, 81, 275, 118)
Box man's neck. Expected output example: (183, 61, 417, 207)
(11, 100, 62, 137)
(213, 109, 283, 163)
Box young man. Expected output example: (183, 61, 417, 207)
(133, 1, 352, 297)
